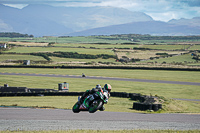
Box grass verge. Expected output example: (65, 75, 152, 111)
(0, 68, 199, 83)
(0, 96, 200, 113)
(0, 68, 200, 113)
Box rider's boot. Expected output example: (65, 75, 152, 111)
(99, 105, 105, 111)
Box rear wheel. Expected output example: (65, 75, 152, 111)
(72, 102, 80, 113)
(89, 100, 103, 113)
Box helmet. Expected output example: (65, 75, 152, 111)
(104, 84, 112, 93)
(96, 84, 102, 90)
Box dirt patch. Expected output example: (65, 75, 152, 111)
(8, 42, 48, 46)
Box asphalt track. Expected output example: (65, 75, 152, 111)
(1, 72, 200, 86)
(0, 107, 200, 131)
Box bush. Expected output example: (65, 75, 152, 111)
(51, 51, 117, 59)
(30, 53, 51, 61)
(156, 53, 168, 56)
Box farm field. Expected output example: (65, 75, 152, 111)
(1, 35, 200, 67)
(0, 54, 46, 62)
(0, 35, 200, 114)
(3, 47, 115, 55)
(1, 64, 200, 102)
(0, 68, 199, 83)
(1, 35, 200, 44)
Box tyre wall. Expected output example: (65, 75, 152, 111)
(133, 102, 162, 111)
(0, 91, 162, 111)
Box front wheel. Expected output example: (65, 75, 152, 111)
(89, 100, 103, 113)
(72, 102, 80, 113)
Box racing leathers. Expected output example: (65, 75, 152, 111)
(79, 87, 109, 111)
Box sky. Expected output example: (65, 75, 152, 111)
(1, 0, 200, 22)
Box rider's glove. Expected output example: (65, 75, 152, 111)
(105, 99, 108, 104)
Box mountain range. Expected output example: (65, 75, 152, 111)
(0, 4, 200, 36)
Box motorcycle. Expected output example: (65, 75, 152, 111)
(72, 89, 109, 113)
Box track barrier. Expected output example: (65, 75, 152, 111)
(0, 91, 162, 111)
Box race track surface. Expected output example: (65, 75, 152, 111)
(0, 107, 200, 131)
(1, 72, 200, 86)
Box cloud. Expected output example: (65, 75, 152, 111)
(0, 19, 13, 31)
(3, 4, 28, 9)
(1, 0, 200, 21)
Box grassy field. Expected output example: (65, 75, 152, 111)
(2, 47, 197, 66)
(3, 47, 115, 55)
(0, 54, 46, 62)
(1, 36, 200, 67)
(140, 54, 195, 64)
(50, 56, 116, 64)
(141, 44, 190, 50)
(8, 41, 49, 46)
(1, 73, 199, 99)
(0, 68, 200, 113)
(116, 49, 187, 60)
(0, 68, 199, 83)
(54, 43, 140, 49)
(1, 35, 200, 44)
(1, 96, 200, 113)
(0, 36, 133, 44)
(189, 45, 200, 50)
(1, 35, 200, 114)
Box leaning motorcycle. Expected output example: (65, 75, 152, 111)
(72, 90, 108, 113)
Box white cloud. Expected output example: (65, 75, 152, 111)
(3, 4, 28, 9)
(1, 0, 200, 21)
(0, 19, 13, 31)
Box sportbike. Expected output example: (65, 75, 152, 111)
(72, 89, 109, 113)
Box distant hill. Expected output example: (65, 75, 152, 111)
(0, 4, 73, 36)
(0, 4, 153, 36)
(168, 17, 200, 27)
(1, 4, 200, 36)
(68, 20, 200, 36)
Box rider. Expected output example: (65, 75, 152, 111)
(103, 84, 112, 101)
(78, 84, 112, 111)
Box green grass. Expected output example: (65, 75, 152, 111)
(1, 96, 200, 113)
(141, 54, 196, 64)
(1, 74, 199, 99)
(50, 56, 116, 63)
(0, 54, 46, 62)
(116, 50, 187, 60)
(3, 47, 115, 55)
(54, 43, 139, 49)
(0, 36, 133, 44)
(189, 45, 200, 50)
(1, 37, 200, 67)
(0, 68, 199, 83)
(0, 68, 200, 100)
(1, 36, 200, 44)
(141, 44, 190, 50)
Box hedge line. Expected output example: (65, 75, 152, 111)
(0, 65, 199, 71)
(30, 51, 117, 60)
